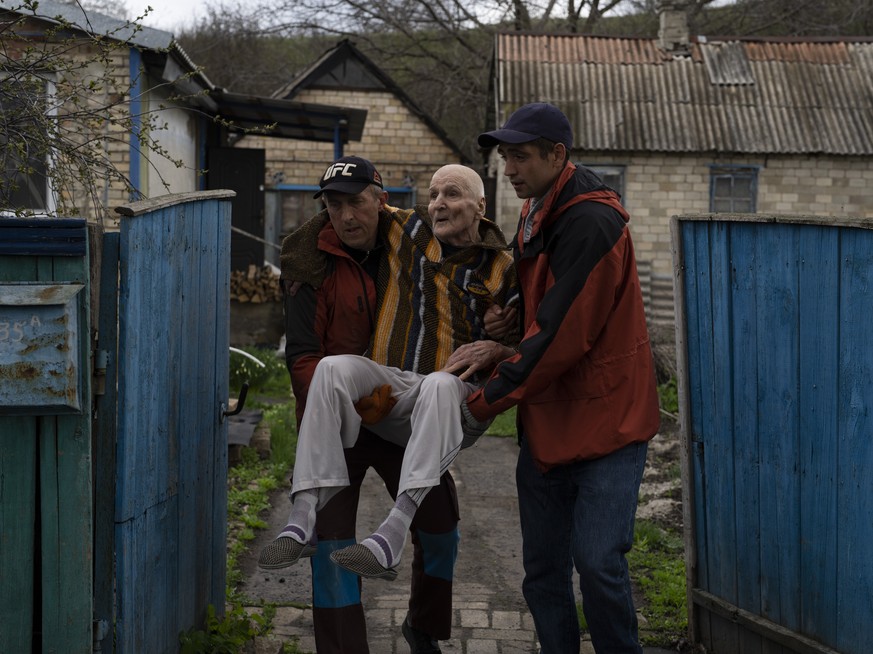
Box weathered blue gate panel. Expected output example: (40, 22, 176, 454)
(112, 192, 232, 653)
(674, 215, 873, 654)
(0, 218, 93, 654)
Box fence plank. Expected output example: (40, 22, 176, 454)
(797, 225, 839, 646)
(39, 252, 93, 654)
(93, 232, 120, 642)
(174, 201, 200, 629)
(836, 228, 873, 654)
(0, 418, 37, 654)
(728, 223, 763, 654)
(679, 220, 714, 645)
(1, 254, 40, 652)
(115, 497, 180, 654)
(755, 224, 802, 632)
(210, 199, 231, 610)
(702, 222, 742, 649)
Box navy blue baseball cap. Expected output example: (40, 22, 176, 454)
(478, 103, 573, 151)
(314, 155, 383, 198)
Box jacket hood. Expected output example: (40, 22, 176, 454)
(279, 210, 330, 288)
(519, 162, 628, 247)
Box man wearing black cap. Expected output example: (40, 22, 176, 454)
(444, 103, 660, 653)
(263, 156, 464, 653)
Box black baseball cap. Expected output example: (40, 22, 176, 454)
(314, 156, 383, 198)
(478, 103, 573, 151)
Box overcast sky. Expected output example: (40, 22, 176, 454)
(136, 0, 213, 31)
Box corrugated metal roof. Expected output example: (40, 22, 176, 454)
(495, 33, 873, 155)
(1, 0, 175, 51)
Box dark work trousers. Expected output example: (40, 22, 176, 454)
(308, 428, 460, 653)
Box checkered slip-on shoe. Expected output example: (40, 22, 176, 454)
(258, 536, 317, 570)
(329, 544, 399, 580)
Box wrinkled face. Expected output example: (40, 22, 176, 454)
(323, 187, 385, 251)
(497, 142, 565, 199)
(427, 165, 486, 247)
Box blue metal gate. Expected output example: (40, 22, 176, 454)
(96, 191, 234, 653)
(673, 214, 873, 654)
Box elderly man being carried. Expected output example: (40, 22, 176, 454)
(262, 163, 518, 582)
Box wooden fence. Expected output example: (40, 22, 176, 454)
(673, 213, 873, 654)
(1, 190, 234, 653)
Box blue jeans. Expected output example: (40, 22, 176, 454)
(516, 435, 648, 654)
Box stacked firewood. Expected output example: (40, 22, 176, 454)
(230, 265, 282, 303)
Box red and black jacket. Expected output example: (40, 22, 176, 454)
(466, 162, 660, 470)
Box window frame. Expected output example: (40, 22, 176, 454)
(0, 71, 57, 216)
(709, 164, 760, 214)
(580, 163, 626, 201)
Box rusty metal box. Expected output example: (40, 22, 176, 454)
(0, 283, 85, 414)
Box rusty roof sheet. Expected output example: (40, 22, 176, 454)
(495, 33, 873, 155)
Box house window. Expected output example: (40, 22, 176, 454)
(710, 165, 758, 213)
(583, 164, 625, 200)
(0, 74, 55, 214)
(384, 188, 415, 209)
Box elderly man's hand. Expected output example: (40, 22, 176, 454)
(442, 340, 515, 381)
(483, 303, 518, 341)
(282, 279, 304, 296)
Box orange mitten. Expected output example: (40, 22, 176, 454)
(354, 384, 397, 424)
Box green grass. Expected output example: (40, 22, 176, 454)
(658, 377, 679, 414)
(260, 402, 298, 468)
(487, 406, 517, 437)
(628, 519, 688, 647)
(225, 448, 287, 594)
(230, 345, 292, 398)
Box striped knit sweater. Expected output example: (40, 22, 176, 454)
(368, 204, 519, 375)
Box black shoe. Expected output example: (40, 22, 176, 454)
(402, 615, 441, 654)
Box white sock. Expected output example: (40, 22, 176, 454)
(279, 489, 318, 544)
(361, 492, 418, 568)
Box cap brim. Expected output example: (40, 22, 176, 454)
(477, 128, 539, 148)
(313, 180, 371, 198)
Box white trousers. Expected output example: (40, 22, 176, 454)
(291, 354, 478, 506)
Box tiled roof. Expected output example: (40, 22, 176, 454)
(495, 33, 873, 155)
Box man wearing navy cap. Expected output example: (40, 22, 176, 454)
(444, 103, 660, 653)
